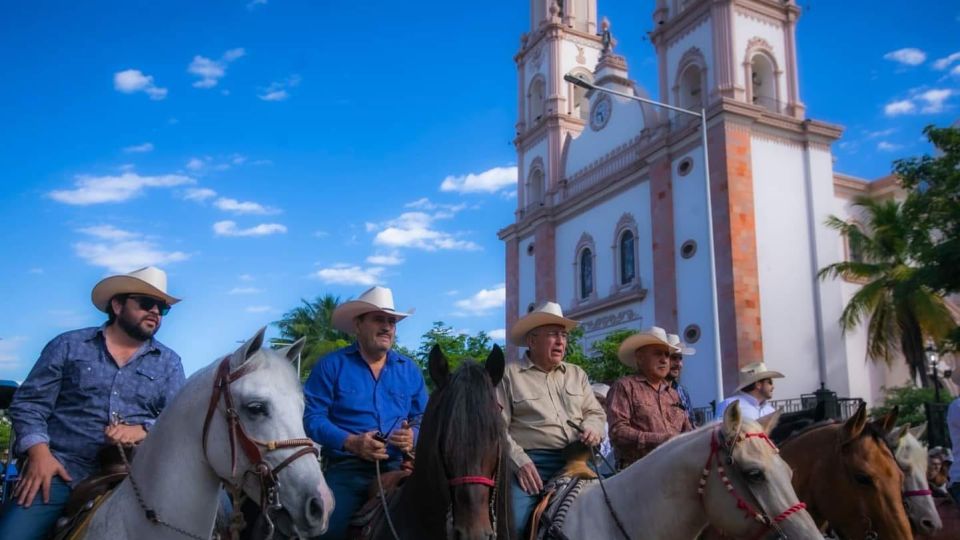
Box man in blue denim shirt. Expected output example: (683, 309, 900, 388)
(0, 267, 186, 540)
(303, 286, 428, 540)
(667, 333, 696, 426)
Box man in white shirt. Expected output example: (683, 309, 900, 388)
(715, 361, 784, 421)
(948, 368, 960, 504)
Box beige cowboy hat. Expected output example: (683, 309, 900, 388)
(91, 266, 181, 313)
(331, 286, 413, 335)
(667, 333, 696, 356)
(737, 361, 785, 389)
(509, 301, 578, 346)
(591, 382, 610, 400)
(617, 326, 679, 368)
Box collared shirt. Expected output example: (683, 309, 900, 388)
(948, 397, 960, 483)
(671, 379, 695, 425)
(496, 353, 606, 468)
(606, 374, 693, 468)
(716, 391, 776, 421)
(303, 343, 428, 461)
(10, 326, 185, 486)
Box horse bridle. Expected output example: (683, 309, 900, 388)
(698, 428, 808, 540)
(446, 455, 501, 537)
(201, 355, 319, 537)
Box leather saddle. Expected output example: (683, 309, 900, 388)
(52, 445, 136, 540)
(347, 469, 413, 540)
(527, 442, 599, 540)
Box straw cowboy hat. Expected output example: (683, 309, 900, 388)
(91, 266, 181, 313)
(667, 333, 696, 356)
(591, 382, 610, 400)
(509, 301, 578, 346)
(737, 361, 785, 390)
(617, 326, 679, 368)
(331, 286, 413, 335)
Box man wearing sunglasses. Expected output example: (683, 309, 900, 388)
(0, 266, 185, 540)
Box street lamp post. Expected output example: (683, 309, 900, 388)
(926, 343, 941, 403)
(564, 73, 725, 402)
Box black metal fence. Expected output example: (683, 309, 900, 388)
(690, 395, 865, 427)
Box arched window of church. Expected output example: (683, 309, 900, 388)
(570, 71, 592, 121)
(750, 54, 776, 112)
(529, 78, 546, 125)
(580, 248, 594, 299)
(678, 65, 703, 111)
(619, 230, 635, 285)
(527, 168, 545, 207)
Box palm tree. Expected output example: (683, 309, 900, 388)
(819, 196, 955, 387)
(272, 294, 351, 380)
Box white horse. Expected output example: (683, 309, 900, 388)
(84, 327, 333, 539)
(886, 422, 943, 536)
(551, 401, 822, 539)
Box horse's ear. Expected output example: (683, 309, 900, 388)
(722, 400, 742, 439)
(887, 424, 909, 446)
(277, 337, 307, 365)
(428, 344, 450, 388)
(757, 409, 781, 435)
(485, 345, 505, 387)
(909, 422, 927, 441)
(232, 326, 267, 369)
(874, 405, 899, 435)
(841, 402, 868, 445)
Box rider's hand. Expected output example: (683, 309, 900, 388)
(516, 462, 543, 495)
(14, 443, 73, 507)
(580, 428, 602, 448)
(104, 424, 147, 446)
(387, 420, 414, 454)
(344, 431, 390, 462)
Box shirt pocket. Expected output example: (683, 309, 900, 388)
(65, 357, 99, 392)
(387, 388, 410, 412)
(563, 379, 586, 422)
(335, 385, 365, 410)
(511, 385, 547, 425)
(134, 365, 163, 413)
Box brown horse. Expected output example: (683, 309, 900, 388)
(780, 403, 912, 539)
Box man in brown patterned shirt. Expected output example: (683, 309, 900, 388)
(606, 326, 693, 469)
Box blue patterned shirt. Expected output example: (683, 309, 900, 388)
(10, 326, 185, 486)
(672, 380, 695, 425)
(303, 343, 428, 461)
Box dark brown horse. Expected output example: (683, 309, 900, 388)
(362, 344, 512, 540)
(780, 403, 912, 539)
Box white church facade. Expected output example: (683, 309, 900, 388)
(498, 0, 913, 409)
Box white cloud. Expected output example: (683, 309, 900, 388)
(77, 224, 138, 240)
(918, 89, 953, 113)
(440, 166, 517, 194)
(245, 305, 273, 313)
(123, 142, 154, 153)
(258, 75, 301, 102)
(877, 141, 903, 152)
(28, 267, 44, 274)
(213, 220, 287, 237)
(113, 69, 167, 100)
(238, 274, 255, 281)
(74, 239, 189, 273)
(884, 99, 916, 116)
(488, 328, 506, 341)
(183, 187, 217, 201)
(864, 128, 896, 139)
(49, 172, 194, 205)
(214, 197, 279, 215)
(0, 336, 28, 370)
(371, 211, 480, 251)
(230, 287, 263, 295)
(312, 264, 384, 286)
(366, 252, 405, 266)
(188, 48, 245, 89)
(454, 284, 506, 315)
(247, 0, 268, 9)
(933, 51, 960, 70)
(883, 48, 926, 66)
(186, 157, 207, 171)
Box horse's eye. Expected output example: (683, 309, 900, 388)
(744, 469, 765, 483)
(245, 401, 269, 416)
(853, 473, 873, 486)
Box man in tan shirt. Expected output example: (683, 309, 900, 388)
(497, 302, 606, 538)
(606, 326, 692, 469)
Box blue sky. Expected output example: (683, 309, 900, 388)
(0, 0, 957, 380)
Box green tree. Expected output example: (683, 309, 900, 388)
(565, 327, 636, 384)
(818, 197, 955, 387)
(412, 321, 493, 389)
(870, 384, 954, 429)
(272, 294, 351, 380)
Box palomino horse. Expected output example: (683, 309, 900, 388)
(358, 344, 511, 540)
(886, 423, 942, 536)
(84, 327, 334, 539)
(542, 401, 821, 539)
(779, 403, 913, 539)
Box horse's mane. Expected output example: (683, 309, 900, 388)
(392, 360, 512, 539)
(780, 417, 891, 450)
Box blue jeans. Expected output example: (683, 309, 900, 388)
(0, 476, 72, 540)
(511, 449, 566, 539)
(318, 457, 400, 540)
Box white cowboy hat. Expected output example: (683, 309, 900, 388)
(667, 333, 696, 356)
(331, 286, 413, 335)
(91, 266, 181, 313)
(509, 301, 578, 346)
(617, 326, 679, 368)
(591, 382, 610, 400)
(737, 361, 785, 389)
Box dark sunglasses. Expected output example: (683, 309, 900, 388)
(128, 295, 171, 316)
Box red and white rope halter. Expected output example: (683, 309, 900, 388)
(698, 428, 807, 540)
